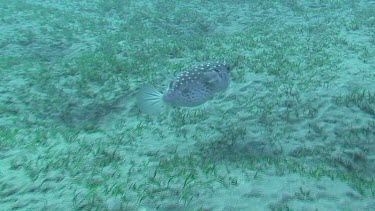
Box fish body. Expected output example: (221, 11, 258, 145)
(137, 61, 230, 114)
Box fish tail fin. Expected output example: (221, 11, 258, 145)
(137, 84, 166, 114)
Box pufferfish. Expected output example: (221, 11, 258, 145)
(137, 61, 230, 114)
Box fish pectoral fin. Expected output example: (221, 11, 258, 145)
(207, 78, 218, 84)
(204, 72, 221, 84)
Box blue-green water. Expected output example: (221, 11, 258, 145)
(0, 0, 374, 210)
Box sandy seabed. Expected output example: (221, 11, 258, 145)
(0, 0, 374, 210)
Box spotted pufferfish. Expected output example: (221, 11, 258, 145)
(137, 61, 231, 114)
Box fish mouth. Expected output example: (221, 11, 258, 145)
(224, 63, 231, 72)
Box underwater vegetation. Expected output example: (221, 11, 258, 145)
(0, 0, 374, 210)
